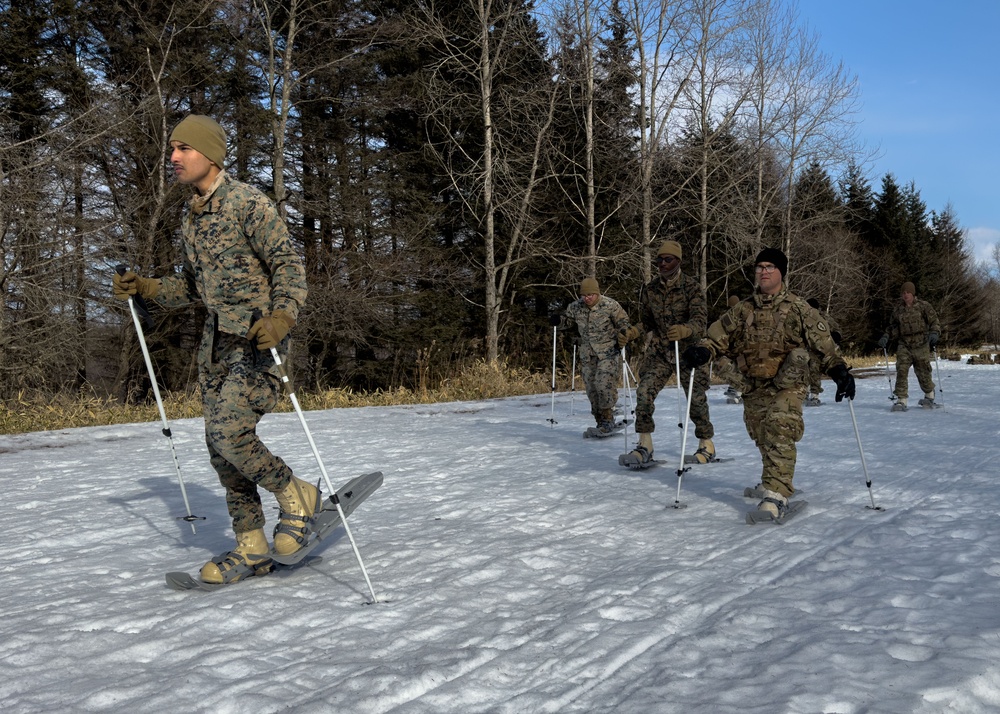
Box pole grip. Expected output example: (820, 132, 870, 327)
(115, 264, 154, 330)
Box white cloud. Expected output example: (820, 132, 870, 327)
(966, 226, 1000, 263)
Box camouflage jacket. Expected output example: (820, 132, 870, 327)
(887, 298, 940, 348)
(703, 286, 844, 382)
(156, 174, 307, 338)
(637, 271, 706, 359)
(560, 295, 631, 359)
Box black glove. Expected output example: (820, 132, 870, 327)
(828, 364, 855, 402)
(831, 330, 842, 345)
(877, 334, 888, 349)
(680, 345, 711, 369)
(548, 314, 561, 327)
(928, 331, 938, 349)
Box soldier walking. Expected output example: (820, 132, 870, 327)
(113, 114, 315, 584)
(618, 239, 715, 468)
(804, 297, 843, 406)
(682, 248, 854, 521)
(878, 281, 940, 411)
(551, 277, 633, 437)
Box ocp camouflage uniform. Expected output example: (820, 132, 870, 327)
(559, 295, 631, 423)
(154, 172, 308, 533)
(808, 311, 841, 396)
(886, 298, 940, 400)
(634, 272, 712, 439)
(701, 286, 844, 497)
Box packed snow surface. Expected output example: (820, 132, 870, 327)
(3, 358, 1000, 713)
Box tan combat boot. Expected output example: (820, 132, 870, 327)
(619, 432, 654, 469)
(273, 476, 321, 555)
(692, 438, 716, 464)
(200, 528, 272, 584)
(755, 488, 788, 519)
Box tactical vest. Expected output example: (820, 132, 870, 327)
(897, 302, 929, 340)
(737, 300, 796, 379)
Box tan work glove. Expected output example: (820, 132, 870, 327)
(617, 325, 642, 348)
(112, 271, 160, 301)
(247, 310, 296, 350)
(665, 324, 692, 341)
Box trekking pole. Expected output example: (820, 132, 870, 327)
(670, 368, 696, 510)
(267, 344, 379, 604)
(847, 396, 883, 511)
(620, 347, 636, 448)
(882, 347, 895, 402)
(116, 266, 203, 535)
(568, 344, 577, 416)
(933, 349, 945, 406)
(621, 347, 635, 426)
(548, 326, 558, 426)
(674, 341, 684, 429)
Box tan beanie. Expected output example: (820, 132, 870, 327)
(580, 277, 600, 296)
(170, 115, 227, 168)
(657, 240, 682, 259)
(901, 281, 916, 295)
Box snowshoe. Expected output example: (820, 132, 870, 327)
(619, 444, 655, 470)
(746, 499, 807, 525)
(683, 438, 716, 464)
(583, 420, 624, 439)
(199, 528, 273, 584)
(804, 395, 822, 407)
(890, 401, 908, 412)
(744, 488, 788, 524)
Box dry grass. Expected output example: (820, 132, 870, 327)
(0, 360, 553, 435)
(1, 351, 984, 435)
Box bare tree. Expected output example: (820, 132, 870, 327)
(623, 0, 693, 283)
(415, 0, 557, 363)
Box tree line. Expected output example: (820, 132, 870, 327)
(1, 0, 995, 402)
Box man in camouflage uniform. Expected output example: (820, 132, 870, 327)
(617, 239, 714, 468)
(113, 115, 313, 584)
(551, 277, 632, 437)
(682, 248, 854, 521)
(804, 297, 843, 406)
(878, 281, 940, 411)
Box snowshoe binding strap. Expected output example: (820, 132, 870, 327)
(206, 550, 273, 584)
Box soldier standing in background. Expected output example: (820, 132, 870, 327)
(551, 277, 633, 438)
(113, 114, 314, 584)
(617, 239, 715, 469)
(716, 295, 747, 405)
(804, 297, 842, 407)
(878, 281, 941, 412)
(682, 248, 854, 522)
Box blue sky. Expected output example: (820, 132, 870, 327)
(797, 0, 1000, 264)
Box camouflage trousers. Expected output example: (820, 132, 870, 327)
(580, 350, 621, 423)
(893, 342, 935, 399)
(201, 333, 295, 533)
(743, 382, 805, 498)
(635, 354, 713, 440)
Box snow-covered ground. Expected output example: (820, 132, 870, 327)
(3, 357, 1000, 713)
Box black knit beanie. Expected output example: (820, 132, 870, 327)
(754, 247, 787, 277)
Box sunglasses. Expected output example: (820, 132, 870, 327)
(655, 255, 679, 265)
